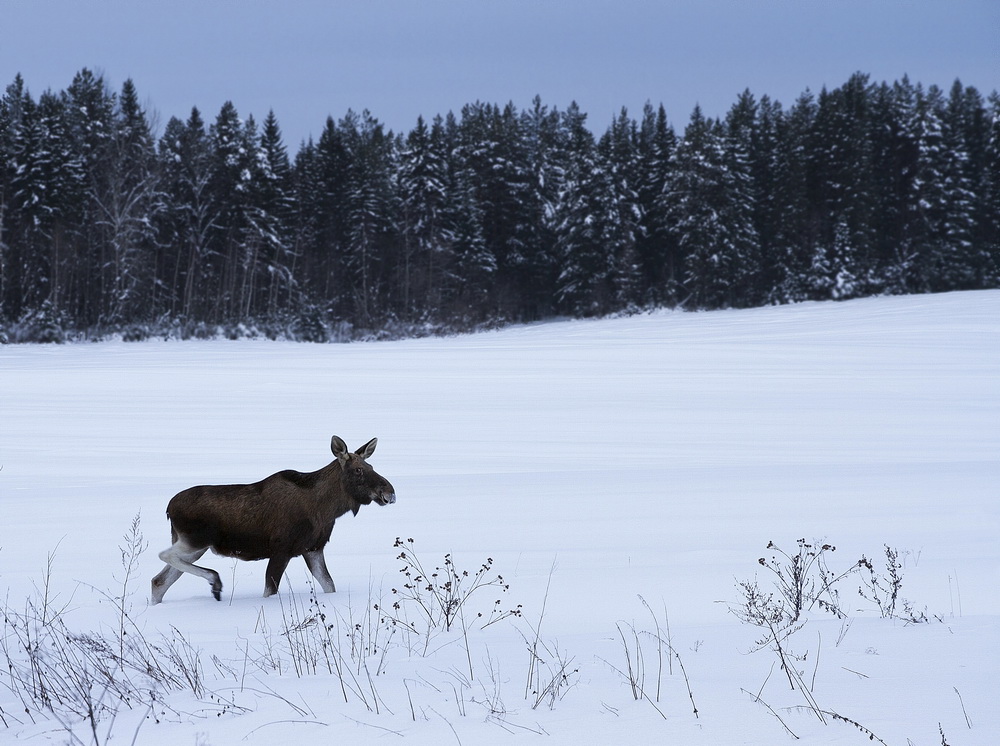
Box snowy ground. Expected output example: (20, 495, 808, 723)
(1, 290, 998, 745)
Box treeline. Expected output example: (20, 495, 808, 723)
(1, 70, 998, 342)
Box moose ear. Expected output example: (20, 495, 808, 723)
(356, 437, 378, 459)
(331, 436, 350, 463)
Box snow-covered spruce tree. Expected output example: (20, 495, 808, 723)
(920, 84, 975, 292)
(938, 81, 989, 289)
(339, 109, 398, 328)
(208, 101, 252, 323)
(490, 102, 539, 319)
(722, 90, 765, 306)
(3, 79, 50, 323)
(256, 110, 297, 321)
(91, 78, 161, 329)
(799, 216, 861, 302)
(873, 79, 976, 294)
(0, 76, 22, 325)
(552, 102, 607, 316)
(662, 105, 759, 309)
(63, 69, 118, 328)
(156, 107, 219, 326)
(516, 96, 564, 320)
(297, 117, 350, 322)
(199, 104, 294, 329)
(985, 92, 1000, 285)
(770, 89, 819, 303)
(864, 79, 911, 295)
(7, 86, 85, 333)
(807, 75, 879, 299)
(456, 102, 540, 321)
(895, 80, 948, 293)
(598, 108, 644, 312)
(635, 102, 678, 306)
(552, 105, 644, 318)
(398, 114, 451, 321)
(441, 111, 494, 323)
(748, 95, 785, 303)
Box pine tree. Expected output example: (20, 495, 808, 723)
(288, 137, 323, 329)
(517, 96, 563, 319)
(157, 107, 218, 323)
(722, 91, 764, 306)
(940, 81, 991, 288)
(771, 89, 818, 301)
(663, 106, 759, 309)
(749, 95, 784, 300)
(984, 92, 1000, 285)
(256, 109, 296, 318)
(208, 101, 248, 320)
(808, 74, 878, 298)
(6, 89, 51, 319)
(0, 77, 28, 311)
(636, 102, 678, 304)
(0, 80, 13, 323)
(398, 115, 450, 320)
(927, 83, 976, 290)
(441, 111, 493, 321)
(339, 109, 397, 326)
(552, 105, 643, 316)
(63, 68, 116, 324)
(866, 80, 907, 291)
(553, 102, 606, 315)
(295, 116, 358, 322)
(92, 78, 161, 325)
(8, 88, 85, 322)
(598, 108, 643, 311)
(457, 102, 536, 319)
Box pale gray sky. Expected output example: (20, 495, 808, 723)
(2, 0, 997, 147)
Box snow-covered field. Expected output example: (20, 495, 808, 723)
(1, 290, 998, 745)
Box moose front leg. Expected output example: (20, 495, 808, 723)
(303, 549, 336, 593)
(263, 555, 292, 597)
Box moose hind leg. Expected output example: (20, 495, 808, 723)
(151, 564, 183, 605)
(263, 555, 292, 597)
(157, 541, 221, 601)
(303, 550, 336, 593)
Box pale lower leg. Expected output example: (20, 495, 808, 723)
(155, 542, 220, 601)
(150, 565, 183, 605)
(303, 550, 336, 593)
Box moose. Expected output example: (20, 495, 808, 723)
(151, 436, 396, 604)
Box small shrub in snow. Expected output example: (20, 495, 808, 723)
(120, 324, 151, 342)
(755, 538, 865, 621)
(293, 304, 331, 343)
(8, 301, 71, 344)
(735, 537, 934, 743)
(858, 545, 930, 623)
(389, 537, 522, 638)
(746, 538, 929, 627)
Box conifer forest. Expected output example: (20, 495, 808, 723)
(1, 70, 998, 342)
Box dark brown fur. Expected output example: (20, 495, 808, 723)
(151, 436, 395, 604)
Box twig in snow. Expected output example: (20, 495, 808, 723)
(954, 687, 972, 728)
(241, 720, 329, 740)
(741, 687, 799, 739)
